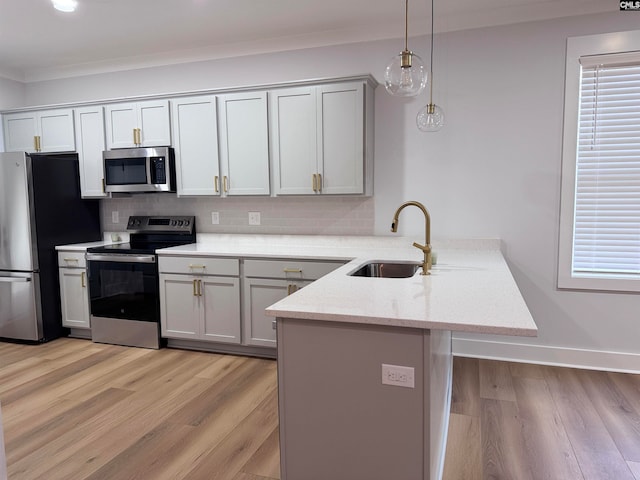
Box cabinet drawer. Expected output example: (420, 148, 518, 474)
(158, 256, 239, 276)
(243, 259, 343, 280)
(57, 251, 87, 268)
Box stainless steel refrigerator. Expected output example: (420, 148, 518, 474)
(0, 152, 101, 342)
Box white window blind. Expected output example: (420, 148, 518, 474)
(573, 59, 640, 276)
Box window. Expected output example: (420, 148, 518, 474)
(558, 31, 640, 292)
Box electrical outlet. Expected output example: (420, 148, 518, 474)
(381, 364, 415, 388)
(211, 212, 220, 225)
(112, 211, 119, 224)
(248, 212, 261, 226)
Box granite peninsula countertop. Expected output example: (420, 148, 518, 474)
(158, 234, 537, 337)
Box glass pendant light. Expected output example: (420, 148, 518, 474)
(416, 0, 445, 132)
(384, 0, 427, 97)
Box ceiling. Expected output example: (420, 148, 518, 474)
(0, 0, 613, 82)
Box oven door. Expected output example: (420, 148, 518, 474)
(86, 253, 161, 348)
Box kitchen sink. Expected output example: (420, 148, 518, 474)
(348, 261, 422, 278)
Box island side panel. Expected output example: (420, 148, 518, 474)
(277, 317, 427, 480)
(426, 329, 453, 480)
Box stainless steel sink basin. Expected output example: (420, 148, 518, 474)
(349, 262, 421, 278)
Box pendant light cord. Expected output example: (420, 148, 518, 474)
(404, 0, 409, 51)
(429, 0, 434, 103)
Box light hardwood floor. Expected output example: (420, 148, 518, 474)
(1, 338, 639, 479)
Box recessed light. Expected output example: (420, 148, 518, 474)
(52, 0, 78, 12)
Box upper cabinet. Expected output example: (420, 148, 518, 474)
(3, 108, 75, 153)
(218, 91, 270, 196)
(271, 81, 371, 195)
(74, 106, 107, 198)
(104, 100, 171, 149)
(171, 95, 220, 196)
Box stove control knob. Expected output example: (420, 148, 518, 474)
(178, 220, 184, 226)
(184, 220, 190, 226)
(171, 220, 177, 226)
(134, 219, 141, 226)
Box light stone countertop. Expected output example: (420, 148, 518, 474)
(55, 233, 130, 251)
(159, 234, 537, 337)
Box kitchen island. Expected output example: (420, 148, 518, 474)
(265, 241, 536, 480)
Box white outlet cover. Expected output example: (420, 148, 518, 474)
(111, 211, 119, 223)
(211, 212, 220, 225)
(248, 212, 261, 225)
(381, 364, 415, 388)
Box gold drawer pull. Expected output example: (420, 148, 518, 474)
(81, 272, 86, 288)
(189, 264, 206, 270)
(283, 268, 302, 274)
(63, 258, 79, 263)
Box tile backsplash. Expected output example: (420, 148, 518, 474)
(101, 195, 375, 235)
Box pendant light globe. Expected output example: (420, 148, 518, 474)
(416, 103, 445, 132)
(384, 0, 427, 97)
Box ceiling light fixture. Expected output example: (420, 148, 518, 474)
(416, 0, 445, 132)
(52, 0, 78, 13)
(384, 0, 427, 97)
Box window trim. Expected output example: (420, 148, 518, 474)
(558, 30, 640, 292)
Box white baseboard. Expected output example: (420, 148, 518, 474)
(452, 337, 640, 374)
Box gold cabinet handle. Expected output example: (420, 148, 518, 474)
(214, 175, 219, 193)
(223, 176, 229, 193)
(133, 128, 137, 145)
(102, 178, 105, 193)
(193, 279, 198, 296)
(317, 173, 322, 192)
(283, 268, 302, 273)
(287, 284, 299, 295)
(81, 271, 86, 288)
(312, 174, 317, 192)
(63, 258, 79, 263)
(287, 284, 292, 295)
(198, 279, 203, 297)
(34, 136, 41, 152)
(189, 264, 206, 270)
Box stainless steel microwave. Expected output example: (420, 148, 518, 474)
(103, 147, 176, 193)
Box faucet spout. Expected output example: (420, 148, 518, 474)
(390, 201, 432, 275)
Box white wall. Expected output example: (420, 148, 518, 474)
(0, 76, 25, 110)
(19, 12, 640, 372)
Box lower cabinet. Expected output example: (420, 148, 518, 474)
(242, 259, 344, 347)
(243, 277, 310, 347)
(158, 256, 241, 344)
(58, 251, 90, 330)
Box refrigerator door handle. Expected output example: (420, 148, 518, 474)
(0, 276, 32, 283)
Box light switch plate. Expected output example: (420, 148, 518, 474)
(111, 211, 119, 223)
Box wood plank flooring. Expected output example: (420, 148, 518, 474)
(1, 339, 640, 479)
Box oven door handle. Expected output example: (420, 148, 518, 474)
(86, 253, 156, 264)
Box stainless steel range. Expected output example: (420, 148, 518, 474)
(86, 215, 195, 349)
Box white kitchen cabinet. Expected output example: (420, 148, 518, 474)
(242, 259, 344, 347)
(271, 81, 368, 195)
(74, 106, 107, 198)
(3, 108, 75, 153)
(58, 251, 90, 331)
(218, 91, 270, 196)
(104, 100, 171, 149)
(171, 95, 220, 196)
(159, 256, 241, 344)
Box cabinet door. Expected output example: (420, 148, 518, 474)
(317, 82, 364, 194)
(171, 96, 220, 196)
(37, 109, 75, 152)
(242, 277, 309, 347)
(270, 87, 317, 195)
(59, 268, 90, 329)
(201, 276, 241, 344)
(105, 103, 137, 149)
(3, 112, 37, 152)
(159, 274, 200, 339)
(218, 91, 270, 196)
(137, 100, 171, 147)
(75, 106, 107, 198)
